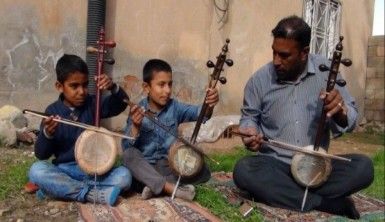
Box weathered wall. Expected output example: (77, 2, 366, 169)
(106, 0, 303, 129)
(339, 0, 375, 121)
(364, 36, 384, 122)
(0, 0, 87, 116)
(0, 0, 375, 130)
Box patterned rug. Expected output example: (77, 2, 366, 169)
(209, 172, 385, 222)
(78, 193, 221, 222)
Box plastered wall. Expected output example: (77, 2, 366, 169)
(0, 0, 375, 130)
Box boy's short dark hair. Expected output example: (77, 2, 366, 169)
(271, 15, 311, 49)
(55, 54, 89, 83)
(143, 59, 172, 83)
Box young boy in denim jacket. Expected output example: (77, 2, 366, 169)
(29, 54, 132, 206)
(122, 59, 218, 201)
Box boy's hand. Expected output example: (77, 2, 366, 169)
(43, 115, 60, 138)
(205, 88, 219, 107)
(95, 74, 114, 90)
(129, 105, 145, 136)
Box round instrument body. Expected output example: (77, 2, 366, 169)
(168, 142, 204, 178)
(75, 128, 117, 175)
(291, 147, 332, 188)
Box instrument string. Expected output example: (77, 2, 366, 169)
(300, 172, 322, 211)
(171, 175, 181, 200)
(230, 130, 351, 162)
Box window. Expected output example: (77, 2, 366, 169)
(372, 0, 384, 36)
(303, 0, 342, 58)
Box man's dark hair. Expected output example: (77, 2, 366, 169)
(55, 54, 89, 83)
(143, 59, 172, 83)
(272, 15, 311, 48)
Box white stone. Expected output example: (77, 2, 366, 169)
(0, 105, 28, 129)
(0, 120, 17, 146)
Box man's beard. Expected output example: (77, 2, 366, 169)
(276, 63, 305, 82)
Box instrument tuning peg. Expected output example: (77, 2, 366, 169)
(319, 64, 330, 72)
(104, 58, 115, 65)
(207, 60, 215, 68)
(225, 59, 233, 67)
(336, 79, 346, 87)
(219, 77, 227, 84)
(104, 41, 116, 48)
(341, 59, 352, 67)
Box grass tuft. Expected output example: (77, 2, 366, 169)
(195, 184, 263, 222)
(0, 158, 35, 200)
(207, 145, 252, 172)
(339, 131, 384, 146)
(362, 149, 385, 200)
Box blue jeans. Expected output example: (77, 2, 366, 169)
(29, 161, 132, 202)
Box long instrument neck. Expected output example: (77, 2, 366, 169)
(94, 29, 106, 127)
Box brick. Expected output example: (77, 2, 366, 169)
(377, 46, 385, 57)
(367, 56, 384, 68)
(367, 46, 377, 56)
(364, 110, 374, 121)
(365, 99, 385, 110)
(366, 78, 384, 90)
(368, 36, 385, 46)
(372, 110, 385, 121)
(376, 69, 384, 77)
(366, 67, 376, 78)
(374, 88, 384, 100)
(365, 89, 375, 99)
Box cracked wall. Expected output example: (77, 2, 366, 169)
(0, 0, 86, 112)
(0, 0, 375, 130)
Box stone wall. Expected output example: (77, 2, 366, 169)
(365, 36, 384, 122)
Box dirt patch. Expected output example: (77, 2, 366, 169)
(329, 139, 383, 157)
(0, 145, 78, 222)
(0, 198, 78, 222)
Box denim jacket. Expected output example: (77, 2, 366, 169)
(122, 98, 201, 163)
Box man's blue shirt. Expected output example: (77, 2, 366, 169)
(240, 54, 358, 164)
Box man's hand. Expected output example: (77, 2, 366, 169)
(239, 127, 264, 152)
(205, 88, 219, 108)
(43, 115, 60, 138)
(95, 74, 114, 91)
(320, 89, 347, 127)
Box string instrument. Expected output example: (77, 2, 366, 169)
(23, 109, 134, 175)
(75, 27, 118, 175)
(168, 39, 233, 178)
(122, 99, 218, 164)
(291, 36, 352, 189)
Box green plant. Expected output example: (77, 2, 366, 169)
(362, 149, 385, 200)
(0, 158, 35, 200)
(207, 146, 252, 172)
(339, 131, 385, 146)
(195, 184, 263, 222)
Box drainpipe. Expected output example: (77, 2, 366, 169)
(86, 0, 106, 95)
